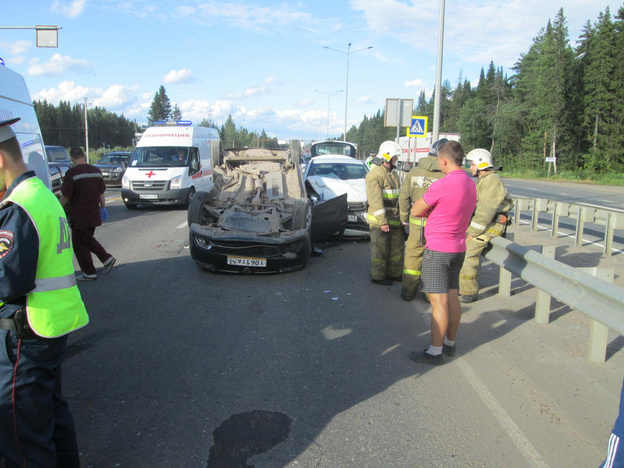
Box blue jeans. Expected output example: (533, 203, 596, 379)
(0, 330, 80, 467)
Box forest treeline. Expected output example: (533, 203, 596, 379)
(36, 6, 623, 176)
(349, 6, 624, 175)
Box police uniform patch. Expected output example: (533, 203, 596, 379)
(0, 230, 15, 259)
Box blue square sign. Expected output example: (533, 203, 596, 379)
(407, 116, 428, 137)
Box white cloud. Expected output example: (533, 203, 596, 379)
(51, 0, 87, 18)
(405, 79, 425, 88)
(27, 54, 94, 77)
(0, 40, 31, 56)
(33, 81, 138, 111)
(356, 95, 373, 105)
(163, 68, 194, 84)
(264, 76, 275, 85)
(175, 1, 312, 32)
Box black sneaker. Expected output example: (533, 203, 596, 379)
(442, 344, 456, 357)
(409, 350, 444, 366)
(103, 257, 116, 273)
(459, 294, 478, 303)
(371, 278, 393, 286)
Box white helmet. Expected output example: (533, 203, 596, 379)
(466, 148, 494, 170)
(378, 141, 401, 163)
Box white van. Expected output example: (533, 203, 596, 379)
(0, 64, 51, 189)
(121, 122, 220, 209)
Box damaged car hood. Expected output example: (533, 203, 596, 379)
(306, 175, 367, 203)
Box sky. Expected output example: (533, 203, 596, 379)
(1, 0, 622, 143)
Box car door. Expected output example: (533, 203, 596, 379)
(310, 193, 348, 241)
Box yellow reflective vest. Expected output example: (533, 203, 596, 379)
(2, 176, 89, 337)
(365, 164, 401, 227)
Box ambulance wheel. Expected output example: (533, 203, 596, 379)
(125, 202, 137, 210)
(183, 187, 195, 209)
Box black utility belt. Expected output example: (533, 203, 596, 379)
(0, 309, 38, 339)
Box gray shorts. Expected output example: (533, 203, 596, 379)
(422, 248, 465, 293)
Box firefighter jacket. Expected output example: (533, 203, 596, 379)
(0, 173, 89, 337)
(398, 156, 444, 224)
(366, 164, 401, 227)
(467, 170, 514, 238)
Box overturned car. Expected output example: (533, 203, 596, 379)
(188, 143, 347, 274)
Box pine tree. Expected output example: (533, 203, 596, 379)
(170, 104, 182, 122)
(147, 86, 172, 125)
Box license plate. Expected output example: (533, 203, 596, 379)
(139, 194, 158, 200)
(348, 214, 358, 222)
(227, 256, 267, 267)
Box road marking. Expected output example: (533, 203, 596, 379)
(177, 222, 188, 229)
(456, 359, 550, 467)
(106, 195, 121, 202)
(517, 220, 624, 255)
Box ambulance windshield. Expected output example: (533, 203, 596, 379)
(130, 147, 193, 167)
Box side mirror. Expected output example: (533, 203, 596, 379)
(191, 160, 200, 173)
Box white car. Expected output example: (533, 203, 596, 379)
(304, 154, 369, 238)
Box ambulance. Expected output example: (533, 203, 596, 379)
(0, 63, 51, 188)
(121, 122, 220, 209)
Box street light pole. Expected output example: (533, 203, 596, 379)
(432, 0, 446, 143)
(315, 89, 343, 139)
(84, 97, 90, 163)
(324, 43, 373, 140)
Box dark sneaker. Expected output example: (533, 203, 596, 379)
(77, 273, 97, 281)
(409, 350, 444, 366)
(371, 278, 393, 286)
(443, 344, 456, 357)
(459, 294, 478, 303)
(103, 257, 116, 273)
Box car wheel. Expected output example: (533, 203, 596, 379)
(183, 187, 195, 209)
(291, 198, 312, 230)
(289, 140, 302, 166)
(210, 140, 222, 168)
(125, 202, 137, 210)
(187, 191, 213, 226)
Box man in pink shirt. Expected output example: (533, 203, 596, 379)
(408, 141, 477, 365)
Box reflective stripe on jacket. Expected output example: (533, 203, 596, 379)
(365, 165, 401, 227)
(3, 177, 89, 337)
(467, 171, 514, 237)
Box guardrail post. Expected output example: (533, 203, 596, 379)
(604, 212, 613, 258)
(551, 203, 559, 239)
(513, 200, 520, 226)
(575, 206, 585, 246)
(531, 199, 538, 231)
(534, 246, 556, 324)
(579, 268, 614, 363)
(497, 233, 513, 297)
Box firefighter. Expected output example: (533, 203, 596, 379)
(366, 141, 403, 285)
(398, 139, 446, 300)
(459, 148, 514, 303)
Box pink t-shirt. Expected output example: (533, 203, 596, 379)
(422, 169, 477, 253)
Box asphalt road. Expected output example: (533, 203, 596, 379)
(64, 191, 624, 468)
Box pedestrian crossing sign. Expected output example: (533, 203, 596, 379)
(407, 116, 427, 137)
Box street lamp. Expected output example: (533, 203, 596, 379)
(315, 89, 343, 139)
(323, 43, 373, 140)
(432, 0, 446, 142)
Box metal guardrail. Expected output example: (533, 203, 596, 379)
(484, 236, 624, 363)
(512, 197, 624, 256)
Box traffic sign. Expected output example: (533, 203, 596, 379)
(407, 116, 428, 137)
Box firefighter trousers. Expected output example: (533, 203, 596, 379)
(369, 225, 404, 281)
(459, 224, 506, 296)
(402, 223, 425, 299)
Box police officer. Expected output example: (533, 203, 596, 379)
(366, 141, 403, 285)
(0, 118, 89, 467)
(398, 139, 446, 300)
(459, 148, 513, 303)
